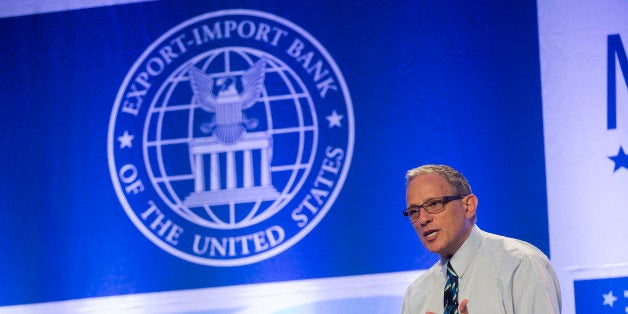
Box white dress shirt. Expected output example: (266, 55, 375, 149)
(402, 225, 561, 313)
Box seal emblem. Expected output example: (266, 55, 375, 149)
(107, 9, 354, 266)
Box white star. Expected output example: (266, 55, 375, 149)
(117, 131, 135, 149)
(603, 290, 617, 307)
(326, 110, 344, 128)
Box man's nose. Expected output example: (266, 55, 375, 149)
(418, 210, 432, 225)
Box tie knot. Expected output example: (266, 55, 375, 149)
(447, 261, 457, 278)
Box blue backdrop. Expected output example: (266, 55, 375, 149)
(0, 0, 548, 307)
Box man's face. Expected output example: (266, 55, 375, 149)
(405, 173, 476, 258)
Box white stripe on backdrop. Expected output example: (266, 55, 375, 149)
(0, 0, 153, 18)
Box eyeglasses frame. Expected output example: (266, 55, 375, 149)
(402, 195, 467, 219)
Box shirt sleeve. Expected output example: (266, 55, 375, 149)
(511, 253, 562, 313)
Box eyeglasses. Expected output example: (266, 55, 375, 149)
(402, 195, 467, 220)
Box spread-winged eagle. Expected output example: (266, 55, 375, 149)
(188, 58, 267, 144)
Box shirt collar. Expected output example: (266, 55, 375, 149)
(441, 224, 483, 279)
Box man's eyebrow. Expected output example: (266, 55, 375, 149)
(409, 197, 438, 206)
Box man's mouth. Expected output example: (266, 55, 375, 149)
(423, 229, 439, 241)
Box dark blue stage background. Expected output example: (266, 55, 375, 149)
(0, 0, 547, 307)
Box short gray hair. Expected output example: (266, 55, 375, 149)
(405, 164, 472, 195)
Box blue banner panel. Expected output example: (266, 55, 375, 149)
(575, 276, 628, 313)
(0, 0, 547, 306)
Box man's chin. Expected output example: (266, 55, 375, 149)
(422, 242, 440, 254)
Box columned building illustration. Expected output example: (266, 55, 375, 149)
(184, 132, 279, 207)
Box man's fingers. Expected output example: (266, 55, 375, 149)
(459, 299, 469, 314)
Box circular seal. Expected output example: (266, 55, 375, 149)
(107, 9, 354, 266)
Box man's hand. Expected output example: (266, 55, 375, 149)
(459, 299, 469, 314)
(425, 299, 469, 314)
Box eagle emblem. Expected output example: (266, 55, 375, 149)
(188, 58, 267, 144)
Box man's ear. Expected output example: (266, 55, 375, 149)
(464, 194, 478, 219)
